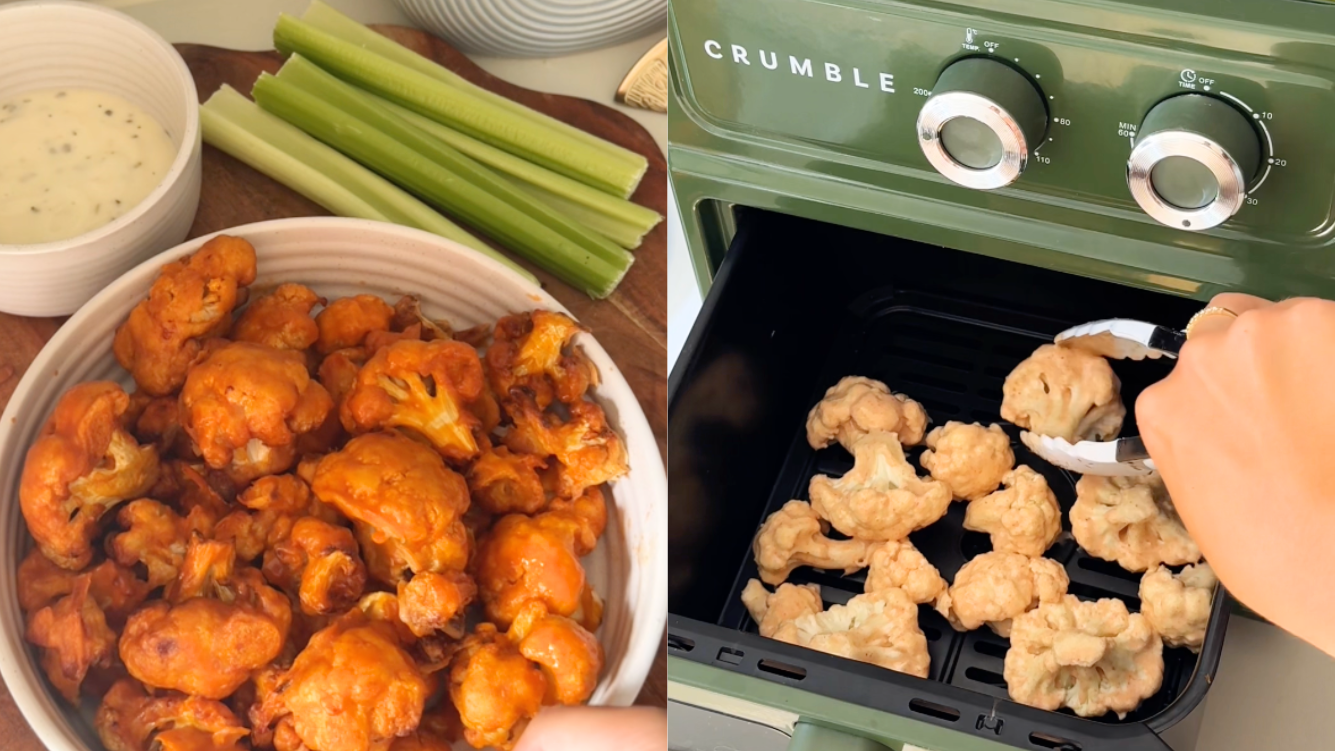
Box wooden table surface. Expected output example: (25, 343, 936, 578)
(0, 25, 666, 749)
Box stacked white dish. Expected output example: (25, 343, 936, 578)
(393, 0, 665, 57)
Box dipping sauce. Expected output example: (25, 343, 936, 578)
(0, 88, 177, 245)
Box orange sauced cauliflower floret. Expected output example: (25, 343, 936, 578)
(806, 376, 929, 450)
(963, 466, 1063, 557)
(314, 294, 395, 355)
(213, 474, 334, 563)
(340, 339, 486, 463)
(253, 610, 430, 751)
(17, 549, 150, 627)
(396, 570, 478, 639)
(468, 446, 548, 515)
(311, 431, 472, 593)
(740, 579, 823, 641)
(1005, 595, 1164, 718)
(179, 341, 334, 483)
(1002, 343, 1125, 443)
(25, 574, 118, 702)
(113, 235, 258, 396)
(919, 421, 1015, 501)
(109, 499, 215, 589)
(130, 395, 193, 460)
(262, 516, 368, 617)
(509, 601, 603, 707)
(808, 432, 951, 542)
(1071, 473, 1200, 572)
(864, 539, 948, 607)
(502, 394, 628, 500)
(475, 487, 607, 630)
(938, 552, 1070, 637)
(96, 678, 250, 751)
(448, 622, 547, 751)
(1139, 563, 1217, 653)
(19, 381, 161, 570)
(752, 500, 876, 586)
(485, 311, 598, 408)
(232, 283, 324, 352)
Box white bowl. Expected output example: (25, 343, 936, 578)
(0, 217, 667, 751)
(0, 0, 202, 318)
(394, 0, 666, 57)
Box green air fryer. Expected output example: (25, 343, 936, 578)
(666, 1, 1335, 750)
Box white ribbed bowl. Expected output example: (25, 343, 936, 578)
(0, 0, 202, 318)
(394, 0, 666, 57)
(0, 218, 667, 751)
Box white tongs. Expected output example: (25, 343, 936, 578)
(1020, 319, 1186, 477)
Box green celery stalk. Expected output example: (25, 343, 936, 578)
(300, 0, 643, 171)
(251, 71, 632, 298)
(199, 85, 533, 281)
(273, 54, 632, 270)
(372, 96, 661, 249)
(273, 13, 647, 198)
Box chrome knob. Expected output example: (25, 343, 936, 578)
(1127, 94, 1262, 231)
(916, 58, 1048, 190)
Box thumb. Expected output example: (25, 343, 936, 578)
(514, 706, 666, 751)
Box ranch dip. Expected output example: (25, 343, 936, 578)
(0, 88, 177, 245)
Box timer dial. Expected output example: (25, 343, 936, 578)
(916, 57, 1048, 190)
(1127, 94, 1262, 231)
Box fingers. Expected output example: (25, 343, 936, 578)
(515, 706, 667, 751)
(1184, 293, 1273, 343)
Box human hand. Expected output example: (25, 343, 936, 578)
(1137, 293, 1335, 656)
(514, 706, 666, 751)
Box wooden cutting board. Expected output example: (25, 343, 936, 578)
(0, 26, 666, 749)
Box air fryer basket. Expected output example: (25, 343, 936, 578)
(668, 209, 1230, 751)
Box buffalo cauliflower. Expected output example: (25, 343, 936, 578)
(232, 283, 324, 352)
(213, 473, 332, 563)
(468, 446, 548, 515)
(1004, 595, 1164, 718)
(18, 550, 149, 625)
(509, 601, 604, 707)
(95, 678, 250, 751)
(1001, 344, 1125, 442)
(806, 376, 928, 450)
(485, 310, 598, 408)
(752, 500, 876, 585)
(448, 622, 546, 751)
(395, 570, 478, 639)
(787, 589, 930, 677)
(109, 499, 214, 589)
(740, 579, 823, 641)
(262, 516, 368, 617)
(1071, 473, 1200, 572)
(19, 381, 161, 570)
(502, 394, 629, 499)
(314, 294, 395, 355)
(919, 422, 1015, 501)
(963, 466, 1062, 557)
(864, 539, 948, 607)
(808, 432, 951, 542)
(179, 341, 334, 483)
(340, 339, 486, 463)
(24, 574, 117, 702)
(112, 235, 258, 396)
(938, 552, 1069, 636)
(1139, 563, 1216, 652)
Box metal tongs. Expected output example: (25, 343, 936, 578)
(1020, 319, 1186, 477)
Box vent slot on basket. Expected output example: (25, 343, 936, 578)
(909, 699, 960, 723)
(668, 634, 695, 653)
(757, 659, 807, 681)
(964, 667, 1007, 687)
(973, 640, 1008, 659)
(1030, 732, 1082, 750)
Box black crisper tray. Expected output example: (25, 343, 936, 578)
(667, 210, 1229, 751)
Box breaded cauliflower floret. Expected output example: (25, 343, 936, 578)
(509, 601, 604, 707)
(1001, 344, 1125, 442)
(179, 341, 334, 483)
(919, 422, 1015, 501)
(741, 579, 823, 641)
(503, 394, 629, 500)
(752, 501, 876, 585)
(806, 376, 928, 450)
(317, 347, 367, 409)
(395, 570, 478, 639)
(214, 474, 331, 563)
(130, 394, 192, 460)
(485, 310, 598, 408)
(19, 381, 160, 569)
(963, 466, 1062, 557)
(448, 622, 546, 751)
(1071, 473, 1200, 572)
(112, 235, 258, 396)
(262, 516, 368, 617)
(1005, 595, 1164, 718)
(311, 431, 471, 585)
(18, 549, 149, 623)
(808, 432, 951, 542)
(341, 339, 486, 463)
(788, 589, 930, 678)
(468, 447, 548, 515)
(24, 575, 117, 702)
(315, 294, 395, 355)
(864, 539, 948, 607)
(232, 283, 324, 352)
(938, 552, 1069, 636)
(109, 499, 214, 589)
(1139, 563, 1216, 652)
(96, 678, 250, 751)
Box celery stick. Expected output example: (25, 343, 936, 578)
(273, 14, 646, 198)
(252, 73, 632, 298)
(200, 86, 535, 282)
(373, 96, 661, 249)
(300, 0, 643, 170)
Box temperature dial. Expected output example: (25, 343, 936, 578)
(1127, 94, 1262, 231)
(916, 57, 1048, 190)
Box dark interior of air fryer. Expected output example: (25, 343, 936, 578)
(668, 209, 1231, 748)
